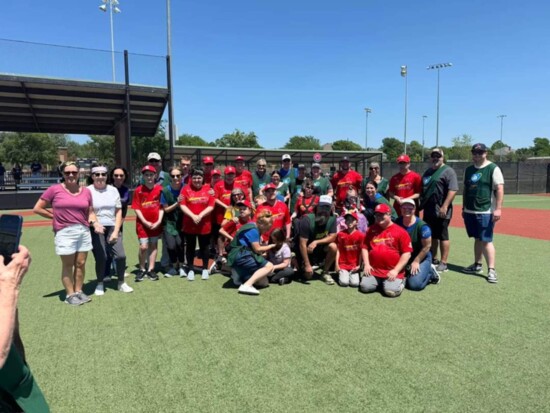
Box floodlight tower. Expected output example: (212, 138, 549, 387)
(99, 0, 121, 82)
(427, 62, 452, 147)
(364, 108, 372, 150)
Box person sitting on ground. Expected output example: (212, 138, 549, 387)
(336, 211, 365, 288)
(296, 195, 338, 285)
(360, 203, 412, 298)
(227, 206, 275, 295)
(396, 199, 440, 290)
(267, 228, 294, 286)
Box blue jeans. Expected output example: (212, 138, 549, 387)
(405, 251, 434, 291)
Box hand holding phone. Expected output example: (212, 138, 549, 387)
(0, 215, 23, 265)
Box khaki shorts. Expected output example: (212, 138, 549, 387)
(55, 224, 92, 255)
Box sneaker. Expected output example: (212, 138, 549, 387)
(64, 293, 83, 306)
(432, 258, 440, 266)
(208, 261, 218, 275)
(118, 283, 134, 293)
(231, 269, 241, 286)
(179, 267, 187, 277)
(164, 267, 178, 278)
(187, 270, 195, 281)
(430, 265, 441, 284)
(201, 269, 210, 280)
(135, 270, 146, 282)
(238, 284, 260, 295)
(487, 269, 498, 284)
(147, 271, 159, 281)
(76, 291, 91, 303)
(321, 273, 335, 285)
(94, 283, 105, 296)
(103, 276, 112, 283)
(463, 263, 483, 274)
(278, 277, 286, 286)
(435, 262, 448, 272)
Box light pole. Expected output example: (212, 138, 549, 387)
(427, 62, 452, 147)
(422, 115, 427, 161)
(497, 114, 507, 162)
(99, 0, 121, 83)
(364, 108, 372, 150)
(401, 65, 408, 154)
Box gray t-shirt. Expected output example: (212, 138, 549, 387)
(87, 184, 122, 226)
(267, 243, 291, 267)
(421, 165, 459, 218)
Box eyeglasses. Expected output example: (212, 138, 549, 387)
(93, 173, 107, 177)
(257, 165, 266, 168)
(170, 174, 182, 178)
(113, 174, 125, 178)
(149, 159, 161, 163)
(471, 151, 485, 155)
(369, 167, 379, 170)
(282, 159, 291, 162)
(64, 171, 78, 176)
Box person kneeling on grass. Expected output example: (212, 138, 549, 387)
(227, 205, 275, 295)
(396, 199, 440, 290)
(360, 203, 412, 297)
(336, 211, 364, 288)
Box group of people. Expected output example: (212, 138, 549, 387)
(32, 143, 504, 302)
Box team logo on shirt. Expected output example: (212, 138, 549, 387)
(470, 173, 482, 183)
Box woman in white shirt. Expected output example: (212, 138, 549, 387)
(87, 165, 133, 295)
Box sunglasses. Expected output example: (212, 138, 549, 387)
(257, 165, 266, 168)
(171, 174, 182, 178)
(113, 174, 125, 178)
(431, 153, 442, 159)
(369, 167, 379, 170)
(471, 151, 485, 155)
(149, 159, 161, 163)
(374, 213, 388, 218)
(64, 171, 78, 176)
(93, 173, 107, 177)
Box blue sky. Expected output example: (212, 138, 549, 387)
(2, 0, 549, 150)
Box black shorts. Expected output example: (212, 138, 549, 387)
(424, 215, 450, 241)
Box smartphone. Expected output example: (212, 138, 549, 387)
(0, 215, 23, 265)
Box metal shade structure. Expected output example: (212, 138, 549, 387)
(0, 73, 168, 136)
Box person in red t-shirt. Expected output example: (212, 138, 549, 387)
(234, 155, 254, 203)
(360, 203, 412, 297)
(180, 168, 215, 281)
(388, 154, 422, 217)
(291, 178, 319, 220)
(331, 156, 363, 213)
(256, 183, 291, 242)
(132, 165, 164, 281)
(336, 211, 365, 288)
(202, 156, 215, 186)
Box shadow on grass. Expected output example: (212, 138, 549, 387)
(447, 263, 489, 281)
(42, 279, 98, 302)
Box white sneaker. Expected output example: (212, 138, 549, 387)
(179, 267, 187, 277)
(201, 269, 209, 280)
(118, 283, 134, 293)
(94, 283, 105, 296)
(231, 269, 241, 286)
(187, 270, 195, 281)
(164, 267, 178, 278)
(103, 276, 111, 283)
(238, 284, 260, 295)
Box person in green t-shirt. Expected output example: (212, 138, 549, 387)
(462, 143, 504, 284)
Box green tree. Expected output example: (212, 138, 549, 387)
(331, 140, 363, 151)
(407, 140, 424, 162)
(176, 133, 213, 147)
(532, 137, 550, 156)
(214, 129, 262, 148)
(447, 134, 474, 160)
(81, 135, 116, 164)
(0, 132, 59, 166)
(379, 137, 404, 161)
(283, 136, 322, 150)
(131, 123, 169, 170)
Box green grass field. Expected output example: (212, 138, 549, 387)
(10, 200, 550, 412)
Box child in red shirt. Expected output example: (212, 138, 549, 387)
(336, 211, 364, 287)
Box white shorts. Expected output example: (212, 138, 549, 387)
(55, 224, 93, 255)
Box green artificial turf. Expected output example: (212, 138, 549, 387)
(13, 221, 550, 412)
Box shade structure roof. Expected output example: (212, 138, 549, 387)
(0, 74, 168, 136)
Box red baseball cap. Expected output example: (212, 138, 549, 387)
(224, 166, 236, 175)
(236, 200, 252, 209)
(263, 183, 277, 191)
(203, 156, 214, 164)
(374, 203, 391, 214)
(235, 155, 245, 162)
(141, 165, 156, 174)
(396, 154, 410, 163)
(343, 211, 359, 220)
(212, 169, 221, 176)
